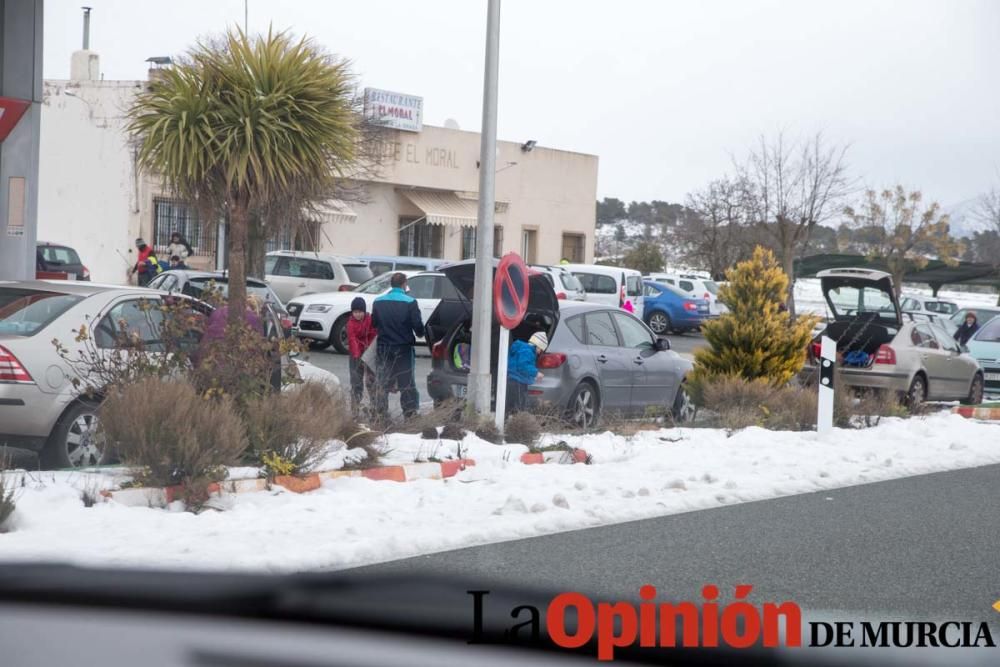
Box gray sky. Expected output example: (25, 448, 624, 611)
(43, 0, 1000, 219)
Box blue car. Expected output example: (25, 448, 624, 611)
(642, 280, 710, 335)
(965, 314, 1000, 393)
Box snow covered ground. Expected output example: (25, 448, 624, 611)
(1, 413, 998, 573)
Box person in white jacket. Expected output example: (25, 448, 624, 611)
(166, 231, 193, 261)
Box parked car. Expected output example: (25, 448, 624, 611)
(938, 307, 1000, 339)
(0, 281, 332, 469)
(146, 270, 294, 336)
(264, 251, 373, 303)
(530, 264, 587, 301)
(802, 268, 983, 406)
(965, 315, 1000, 393)
(424, 261, 693, 427)
(287, 270, 456, 353)
(641, 280, 710, 334)
(645, 272, 726, 316)
(357, 255, 446, 276)
(564, 263, 644, 313)
(900, 295, 959, 316)
(35, 242, 90, 281)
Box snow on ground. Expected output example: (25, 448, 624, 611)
(2, 412, 999, 573)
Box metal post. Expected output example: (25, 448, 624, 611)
(817, 335, 835, 433)
(82, 6, 91, 49)
(494, 327, 510, 429)
(467, 0, 501, 416)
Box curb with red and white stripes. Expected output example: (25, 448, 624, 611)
(952, 406, 1000, 420)
(101, 446, 592, 508)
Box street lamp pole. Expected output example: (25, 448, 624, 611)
(468, 0, 501, 416)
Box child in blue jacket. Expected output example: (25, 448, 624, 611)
(506, 331, 548, 415)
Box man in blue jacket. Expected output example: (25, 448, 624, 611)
(371, 272, 424, 419)
(507, 331, 548, 415)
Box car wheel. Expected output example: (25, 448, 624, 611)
(671, 384, 696, 423)
(962, 373, 984, 405)
(331, 315, 350, 355)
(42, 401, 106, 470)
(904, 374, 927, 409)
(566, 382, 600, 429)
(647, 311, 671, 335)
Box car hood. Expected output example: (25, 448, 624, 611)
(819, 270, 901, 326)
(288, 291, 379, 307)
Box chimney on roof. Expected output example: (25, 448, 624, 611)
(70, 7, 99, 81)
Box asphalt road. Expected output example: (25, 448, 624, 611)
(343, 464, 1000, 628)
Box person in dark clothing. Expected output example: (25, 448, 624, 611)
(168, 255, 188, 270)
(954, 311, 980, 346)
(371, 273, 423, 419)
(346, 296, 377, 416)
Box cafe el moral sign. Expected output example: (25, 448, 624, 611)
(364, 87, 423, 133)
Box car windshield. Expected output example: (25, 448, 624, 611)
(560, 271, 583, 291)
(824, 283, 897, 319)
(344, 264, 374, 283)
(187, 278, 275, 302)
(974, 317, 1000, 342)
(0, 288, 83, 336)
(951, 307, 1000, 324)
(353, 272, 394, 294)
(704, 280, 719, 295)
(39, 245, 81, 265)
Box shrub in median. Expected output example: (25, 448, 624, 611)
(504, 412, 541, 447)
(99, 378, 247, 495)
(688, 246, 817, 403)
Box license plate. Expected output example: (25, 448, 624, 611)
(985, 373, 1000, 382)
(66, 272, 76, 280)
(452, 384, 467, 398)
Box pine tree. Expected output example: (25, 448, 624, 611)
(688, 246, 817, 401)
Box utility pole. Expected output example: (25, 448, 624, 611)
(467, 0, 501, 416)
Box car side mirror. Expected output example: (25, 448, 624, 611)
(654, 337, 670, 352)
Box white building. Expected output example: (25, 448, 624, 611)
(38, 58, 598, 284)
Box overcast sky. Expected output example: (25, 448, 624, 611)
(43, 0, 1000, 221)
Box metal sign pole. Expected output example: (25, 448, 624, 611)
(817, 335, 835, 433)
(494, 327, 511, 429)
(467, 0, 501, 416)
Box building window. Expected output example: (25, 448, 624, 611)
(265, 225, 293, 253)
(460, 225, 504, 260)
(399, 218, 443, 258)
(561, 233, 585, 263)
(153, 198, 215, 257)
(521, 228, 538, 263)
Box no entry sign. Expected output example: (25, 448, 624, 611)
(0, 97, 30, 143)
(493, 253, 530, 330)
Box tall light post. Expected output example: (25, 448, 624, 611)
(467, 0, 501, 415)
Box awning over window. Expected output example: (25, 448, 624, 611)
(309, 199, 357, 225)
(400, 189, 479, 227)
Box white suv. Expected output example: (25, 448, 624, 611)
(264, 251, 373, 303)
(645, 272, 726, 316)
(530, 265, 587, 301)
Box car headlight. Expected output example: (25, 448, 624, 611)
(305, 304, 333, 313)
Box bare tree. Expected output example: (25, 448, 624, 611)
(975, 187, 1000, 234)
(680, 177, 758, 279)
(735, 132, 852, 312)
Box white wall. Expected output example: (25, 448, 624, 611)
(37, 80, 144, 284)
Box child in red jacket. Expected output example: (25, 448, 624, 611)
(347, 297, 377, 415)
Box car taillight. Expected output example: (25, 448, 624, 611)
(810, 341, 822, 359)
(875, 345, 896, 365)
(338, 284, 355, 292)
(280, 317, 293, 331)
(432, 341, 447, 360)
(537, 352, 567, 369)
(82, 266, 91, 280)
(619, 285, 626, 307)
(684, 301, 698, 311)
(556, 292, 567, 300)
(704, 292, 710, 300)
(0, 346, 33, 383)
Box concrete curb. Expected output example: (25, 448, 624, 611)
(101, 459, 477, 508)
(952, 406, 1000, 420)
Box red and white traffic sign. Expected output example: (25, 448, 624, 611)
(493, 252, 530, 330)
(0, 97, 31, 143)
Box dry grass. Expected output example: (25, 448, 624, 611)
(242, 382, 354, 477)
(503, 412, 541, 447)
(99, 378, 247, 490)
(473, 418, 504, 444)
(0, 452, 18, 532)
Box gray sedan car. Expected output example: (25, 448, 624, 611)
(425, 262, 694, 427)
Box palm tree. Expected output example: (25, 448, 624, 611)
(127, 29, 358, 327)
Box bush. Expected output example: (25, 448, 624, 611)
(473, 418, 504, 444)
(0, 453, 18, 533)
(440, 423, 467, 440)
(99, 378, 247, 492)
(241, 382, 354, 478)
(504, 412, 541, 447)
(689, 247, 817, 402)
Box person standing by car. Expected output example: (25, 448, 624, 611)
(506, 332, 547, 415)
(954, 311, 980, 346)
(347, 296, 377, 416)
(371, 273, 423, 419)
(129, 238, 162, 286)
(167, 231, 193, 262)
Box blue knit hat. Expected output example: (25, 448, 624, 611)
(350, 297, 366, 313)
